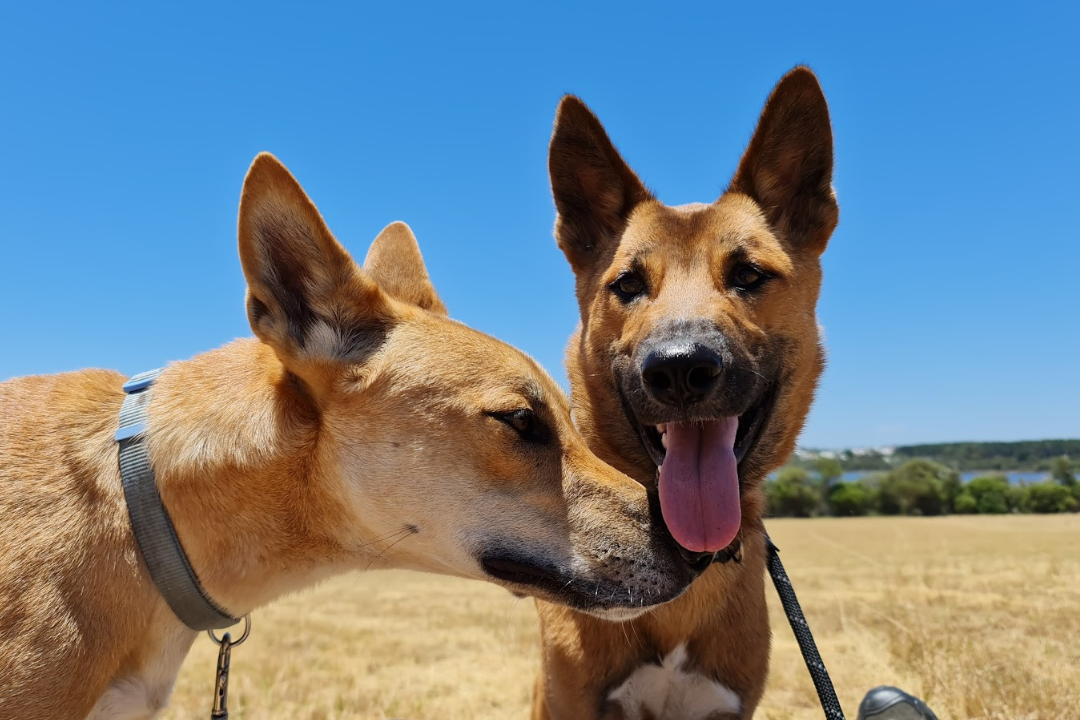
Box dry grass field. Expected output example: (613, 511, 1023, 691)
(162, 515, 1080, 720)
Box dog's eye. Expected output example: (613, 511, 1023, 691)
(731, 264, 769, 292)
(489, 409, 550, 444)
(610, 272, 647, 303)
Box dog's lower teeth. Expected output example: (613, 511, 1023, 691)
(660, 432, 668, 449)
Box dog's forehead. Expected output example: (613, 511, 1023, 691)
(620, 195, 780, 264)
(391, 315, 569, 410)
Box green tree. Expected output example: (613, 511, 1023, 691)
(978, 491, 1009, 514)
(829, 481, 871, 516)
(966, 474, 1011, 514)
(941, 470, 964, 513)
(871, 471, 903, 515)
(953, 491, 978, 514)
(1050, 456, 1076, 488)
(814, 457, 844, 514)
(1005, 483, 1025, 512)
(815, 457, 844, 485)
(767, 467, 823, 518)
(1022, 482, 1073, 513)
(878, 459, 955, 516)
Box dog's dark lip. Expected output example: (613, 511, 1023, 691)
(617, 382, 776, 479)
(481, 556, 601, 606)
(482, 556, 563, 592)
(480, 554, 670, 613)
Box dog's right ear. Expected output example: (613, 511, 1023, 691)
(238, 153, 393, 377)
(728, 67, 838, 255)
(549, 96, 652, 274)
(362, 222, 448, 316)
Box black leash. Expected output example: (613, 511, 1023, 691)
(765, 535, 846, 720)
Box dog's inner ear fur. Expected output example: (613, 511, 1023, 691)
(728, 67, 838, 255)
(238, 153, 392, 368)
(362, 221, 448, 316)
(549, 95, 652, 273)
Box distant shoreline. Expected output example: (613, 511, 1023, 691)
(839, 470, 1048, 485)
(795, 439, 1080, 474)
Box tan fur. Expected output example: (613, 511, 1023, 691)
(0, 155, 698, 719)
(534, 67, 838, 719)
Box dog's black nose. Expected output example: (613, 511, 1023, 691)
(641, 342, 722, 405)
(677, 545, 715, 573)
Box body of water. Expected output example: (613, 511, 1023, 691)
(838, 470, 1048, 485)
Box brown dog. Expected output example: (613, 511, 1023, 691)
(533, 67, 838, 719)
(0, 154, 702, 719)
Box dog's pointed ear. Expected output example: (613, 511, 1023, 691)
(728, 67, 838, 255)
(549, 95, 653, 274)
(238, 153, 393, 377)
(362, 221, 448, 316)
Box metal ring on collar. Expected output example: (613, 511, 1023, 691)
(207, 614, 251, 647)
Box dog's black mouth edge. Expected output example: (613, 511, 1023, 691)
(480, 554, 660, 613)
(616, 380, 776, 481)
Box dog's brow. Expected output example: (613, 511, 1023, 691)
(725, 245, 788, 277)
(521, 380, 547, 411)
(621, 252, 654, 279)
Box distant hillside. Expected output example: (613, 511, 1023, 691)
(892, 440, 1080, 471)
(798, 439, 1080, 472)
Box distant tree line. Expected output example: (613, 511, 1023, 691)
(766, 456, 1079, 517)
(799, 439, 1080, 473)
(892, 440, 1080, 471)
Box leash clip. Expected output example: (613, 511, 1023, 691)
(207, 615, 251, 719)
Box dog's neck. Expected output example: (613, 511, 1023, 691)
(142, 338, 361, 616)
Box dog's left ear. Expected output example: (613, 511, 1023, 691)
(363, 222, 448, 316)
(728, 67, 838, 255)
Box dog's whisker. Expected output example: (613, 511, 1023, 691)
(358, 527, 414, 549)
(362, 529, 417, 572)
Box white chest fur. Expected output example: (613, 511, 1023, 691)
(607, 643, 741, 720)
(86, 623, 194, 720)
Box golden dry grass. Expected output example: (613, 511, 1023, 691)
(162, 515, 1080, 720)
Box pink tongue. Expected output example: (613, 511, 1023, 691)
(658, 418, 741, 553)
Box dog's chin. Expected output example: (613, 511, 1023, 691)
(499, 584, 660, 620)
(583, 605, 651, 622)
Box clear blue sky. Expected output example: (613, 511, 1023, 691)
(1, 1, 1076, 448)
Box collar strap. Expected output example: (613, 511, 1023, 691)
(116, 369, 240, 631)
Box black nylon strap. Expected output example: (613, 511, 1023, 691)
(765, 535, 846, 720)
(116, 369, 239, 631)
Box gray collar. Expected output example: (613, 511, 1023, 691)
(115, 369, 239, 630)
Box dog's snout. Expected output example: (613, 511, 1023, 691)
(641, 341, 722, 405)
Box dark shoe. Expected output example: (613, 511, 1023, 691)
(856, 686, 940, 720)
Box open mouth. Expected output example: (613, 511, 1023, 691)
(617, 384, 775, 553)
(635, 386, 774, 471)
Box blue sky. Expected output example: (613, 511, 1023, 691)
(1, 1, 1076, 448)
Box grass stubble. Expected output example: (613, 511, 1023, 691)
(162, 515, 1080, 720)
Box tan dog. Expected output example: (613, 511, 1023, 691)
(533, 67, 838, 719)
(0, 154, 702, 719)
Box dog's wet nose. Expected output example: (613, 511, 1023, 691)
(641, 342, 722, 405)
